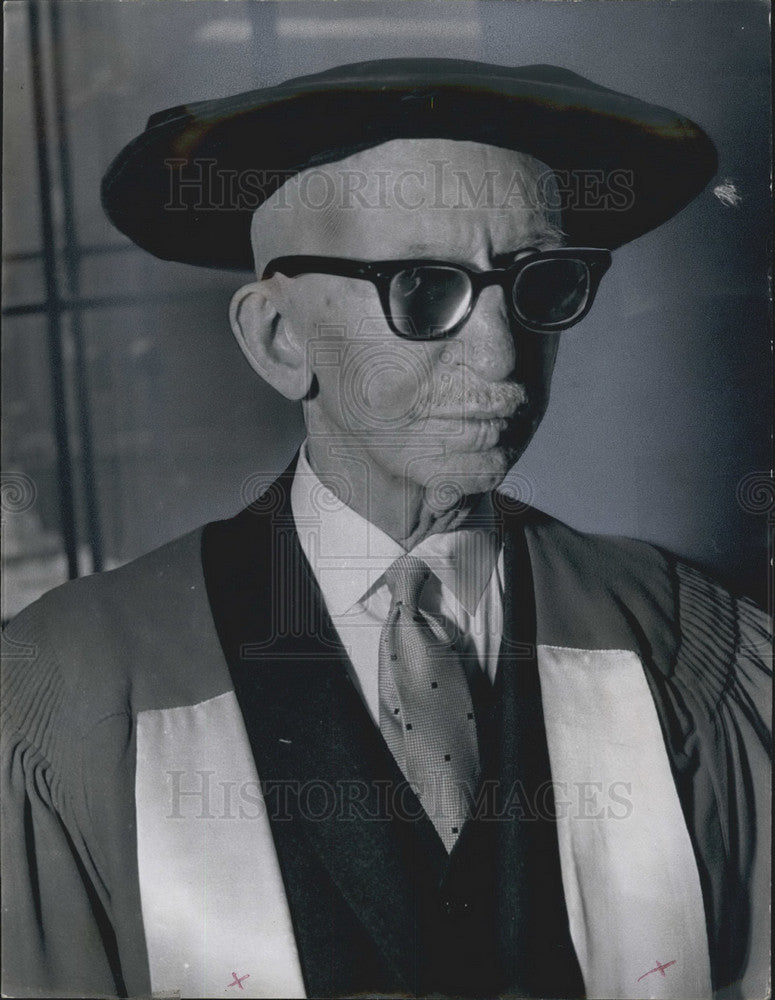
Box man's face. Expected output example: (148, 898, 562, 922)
(255, 139, 563, 510)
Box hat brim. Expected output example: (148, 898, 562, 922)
(101, 58, 717, 270)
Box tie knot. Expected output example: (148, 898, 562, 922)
(385, 554, 431, 610)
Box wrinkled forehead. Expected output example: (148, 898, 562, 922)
(250, 138, 563, 270)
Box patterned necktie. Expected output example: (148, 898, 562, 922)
(378, 554, 481, 851)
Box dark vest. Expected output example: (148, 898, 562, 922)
(201, 471, 583, 998)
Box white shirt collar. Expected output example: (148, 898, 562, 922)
(291, 442, 500, 617)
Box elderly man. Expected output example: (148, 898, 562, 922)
(2, 60, 770, 1000)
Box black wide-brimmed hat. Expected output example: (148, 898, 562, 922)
(102, 58, 717, 271)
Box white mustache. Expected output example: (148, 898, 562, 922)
(419, 378, 528, 415)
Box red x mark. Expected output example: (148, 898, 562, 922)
(226, 971, 250, 990)
(637, 959, 676, 982)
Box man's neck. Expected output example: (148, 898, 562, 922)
(304, 443, 480, 550)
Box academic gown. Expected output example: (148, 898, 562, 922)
(1, 468, 770, 999)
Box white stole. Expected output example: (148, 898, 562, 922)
(135, 691, 306, 998)
(538, 645, 712, 999)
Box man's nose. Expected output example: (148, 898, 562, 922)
(456, 284, 516, 381)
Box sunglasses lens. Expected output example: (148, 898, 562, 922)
(389, 267, 472, 339)
(513, 258, 590, 330)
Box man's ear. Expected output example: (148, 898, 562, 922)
(229, 282, 312, 400)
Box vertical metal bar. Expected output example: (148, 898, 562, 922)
(28, 0, 79, 579)
(49, 1, 104, 572)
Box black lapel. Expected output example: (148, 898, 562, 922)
(200, 460, 444, 992)
(490, 509, 585, 997)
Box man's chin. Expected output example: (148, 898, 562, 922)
(409, 445, 519, 511)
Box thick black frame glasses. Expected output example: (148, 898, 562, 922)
(262, 248, 612, 341)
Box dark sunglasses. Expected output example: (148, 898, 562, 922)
(262, 248, 612, 341)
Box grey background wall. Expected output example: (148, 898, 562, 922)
(2, 0, 771, 617)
